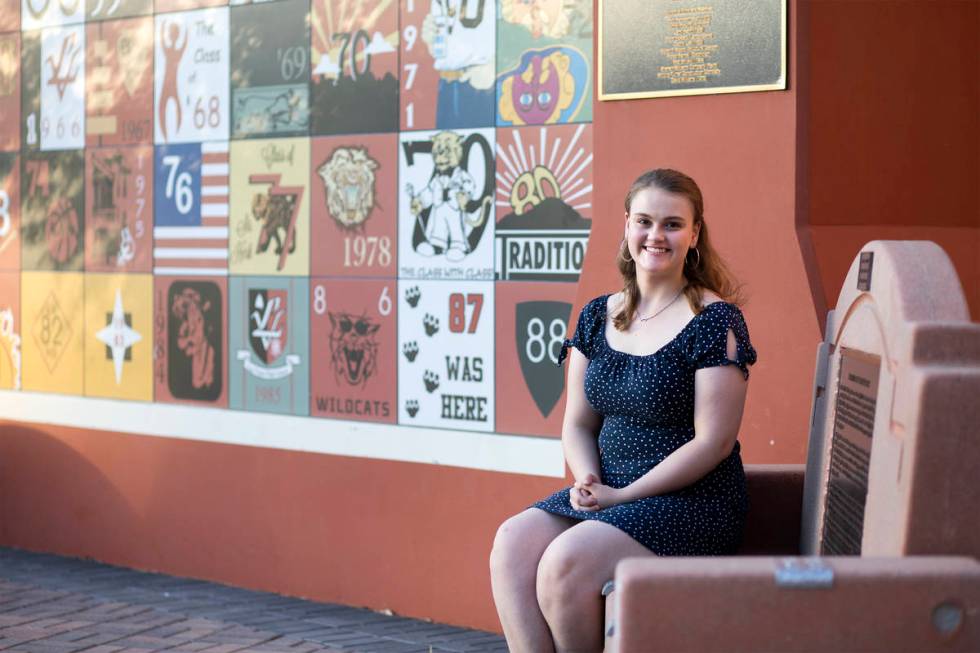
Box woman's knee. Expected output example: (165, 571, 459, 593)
(490, 515, 521, 574)
(491, 511, 544, 577)
(535, 537, 586, 613)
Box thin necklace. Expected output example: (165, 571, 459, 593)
(637, 288, 685, 323)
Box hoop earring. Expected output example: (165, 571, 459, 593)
(687, 247, 701, 268)
(618, 239, 633, 263)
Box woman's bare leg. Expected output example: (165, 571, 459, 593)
(536, 521, 654, 653)
(490, 508, 575, 653)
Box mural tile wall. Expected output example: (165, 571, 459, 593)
(1, 0, 594, 441)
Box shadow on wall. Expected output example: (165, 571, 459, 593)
(0, 424, 139, 560)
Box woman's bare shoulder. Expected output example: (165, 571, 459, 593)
(700, 290, 724, 306)
(605, 292, 625, 317)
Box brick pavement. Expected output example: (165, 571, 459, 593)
(0, 549, 506, 653)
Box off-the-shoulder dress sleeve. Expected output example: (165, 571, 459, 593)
(688, 302, 757, 379)
(557, 295, 607, 365)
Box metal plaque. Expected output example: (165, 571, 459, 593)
(857, 251, 874, 291)
(599, 0, 786, 100)
(821, 348, 880, 555)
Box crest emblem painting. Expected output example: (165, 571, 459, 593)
(515, 300, 569, 417)
(248, 288, 288, 366)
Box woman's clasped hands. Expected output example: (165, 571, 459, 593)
(570, 473, 627, 512)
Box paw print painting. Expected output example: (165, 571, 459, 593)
(402, 340, 419, 362)
(397, 279, 494, 431)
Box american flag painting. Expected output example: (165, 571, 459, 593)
(153, 141, 229, 276)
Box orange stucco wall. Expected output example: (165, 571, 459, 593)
(804, 0, 980, 319)
(1, 0, 977, 633)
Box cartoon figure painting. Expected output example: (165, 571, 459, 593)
(405, 131, 491, 263)
(498, 47, 588, 126)
(496, 0, 592, 125)
(417, 0, 495, 129)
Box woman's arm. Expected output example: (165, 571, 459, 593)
(584, 331, 749, 507)
(561, 348, 603, 485)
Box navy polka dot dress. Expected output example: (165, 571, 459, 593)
(533, 294, 757, 555)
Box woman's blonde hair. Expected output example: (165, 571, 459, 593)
(613, 168, 744, 332)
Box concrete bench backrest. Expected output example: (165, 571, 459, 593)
(801, 241, 980, 557)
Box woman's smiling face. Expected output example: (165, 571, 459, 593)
(624, 186, 699, 278)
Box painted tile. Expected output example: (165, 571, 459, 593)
(310, 277, 396, 423)
(494, 280, 575, 437)
(154, 8, 230, 144)
(311, 0, 398, 135)
(228, 275, 309, 415)
(397, 279, 494, 431)
(494, 123, 592, 282)
(0, 152, 20, 271)
(153, 275, 228, 406)
(398, 127, 494, 280)
(230, 0, 309, 138)
(83, 272, 153, 400)
(21, 149, 85, 271)
(229, 137, 310, 276)
(496, 0, 592, 125)
(0, 271, 21, 390)
(86, 16, 153, 146)
(21, 270, 84, 394)
(85, 144, 153, 272)
(399, 0, 495, 131)
(310, 132, 397, 278)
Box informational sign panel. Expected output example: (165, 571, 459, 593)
(0, 153, 20, 271)
(0, 271, 20, 390)
(230, 0, 310, 139)
(311, 0, 398, 135)
(599, 0, 786, 100)
(398, 127, 495, 281)
(229, 275, 309, 415)
(398, 279, 494, 431)
(86, 16, 153, 146)
(310, 133, 397, 279)
(21, 270, 84, 394)
(153, 7, 229, 144)
(20, 150, 85, 271)
(0, 33, 20, 152)
(85, 144, 152, 272)
(821, 348, 881, 555)
(497, 0, 593, 125)
(310, 277, 396, 423)
(229, 137, 310, 276)
(153, 275, 228, 406)
(83, 272, 153, 400)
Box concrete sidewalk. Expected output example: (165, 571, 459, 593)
(0, 548, 506, 653)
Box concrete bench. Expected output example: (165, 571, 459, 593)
(601, 463, 980, 652)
